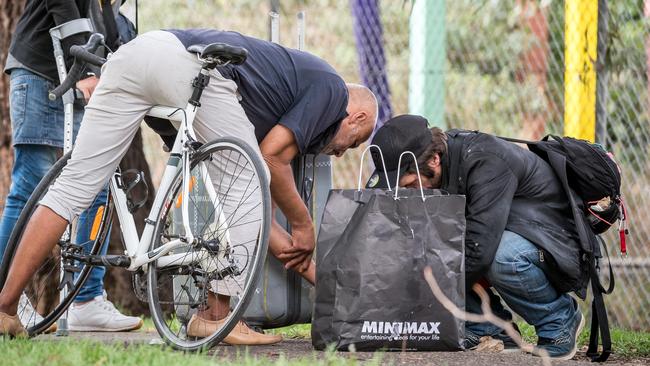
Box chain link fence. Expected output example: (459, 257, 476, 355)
(130, 0, 649, 330)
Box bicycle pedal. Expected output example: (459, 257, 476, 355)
(62, 264, 82, 273)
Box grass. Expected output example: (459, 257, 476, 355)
(0, 337, 384, 366)
(517, 322, 650, 357)
(269, 324, 312, 339)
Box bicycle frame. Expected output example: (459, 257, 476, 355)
(110, 102, 228, 271)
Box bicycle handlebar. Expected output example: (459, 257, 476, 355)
(49, 33, 107, 101)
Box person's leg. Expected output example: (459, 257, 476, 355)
(465, 287, 512, 337)
(487, 231, 584, 359)
(464, 285, 521, 351)
(186, 78, 281, 345)
(0, 69, 61, 258)
(190, 72, 270, 318)
(73, 186, 110, 303)
(0, 33, 160, 324)
(0, 145, 58, 258)
(0, 206, 68, 316)
(61, 83, 141, 331)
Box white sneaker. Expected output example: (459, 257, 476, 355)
(68, 292, 143, 332)
(18, 292, 44, 328)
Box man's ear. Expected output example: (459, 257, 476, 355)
(426, 153, 441, 170)
(349, 110, 368, 127)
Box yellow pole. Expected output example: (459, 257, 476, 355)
(564, 0, 598, 142)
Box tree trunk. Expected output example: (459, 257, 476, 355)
(0, 0, 25, 216)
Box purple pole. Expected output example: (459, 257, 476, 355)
(351, 0, 393, 131)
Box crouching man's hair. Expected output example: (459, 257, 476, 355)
(407, 127, 448, 178)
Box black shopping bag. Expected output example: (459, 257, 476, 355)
(312, 147, 466, 351)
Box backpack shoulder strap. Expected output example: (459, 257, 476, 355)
(101, 0, 120, 50)
(445, 130, 471, 195)
(547, 150, 612, 362)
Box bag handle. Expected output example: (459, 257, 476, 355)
(394, 151, 425, 202)
(357, 144, 392, 191)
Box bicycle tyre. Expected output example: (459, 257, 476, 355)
(147, 137, 271, 351)
(0, 151, 113, 336)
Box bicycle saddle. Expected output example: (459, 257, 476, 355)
(187, 43, 248, 65)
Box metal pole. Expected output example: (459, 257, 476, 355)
(51, 35, 72, 338)
(595, 0, 609, 143)
(297, 11, 305, 51)
(270, 12, 280, 43)
(408, 0, 446, 129)
(564, 0, 598, 141)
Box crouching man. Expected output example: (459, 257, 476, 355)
(369, 115, 586, 360)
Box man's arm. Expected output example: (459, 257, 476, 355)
(45, 0, 86, 47)
(260, 124, 314, 272)
(463, 153, 518, 290)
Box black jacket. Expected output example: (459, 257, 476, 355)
(443, 130, 588, 297)
(9, 0, 89, 82)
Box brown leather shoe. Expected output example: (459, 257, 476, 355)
(186, 314, 282, 345)
(0, 311, 28, 338)
(43, 322, 57, 334)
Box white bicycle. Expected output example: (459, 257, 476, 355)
(0, 33, 271, 351)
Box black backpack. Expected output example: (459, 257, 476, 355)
(503, 134, 627, 362)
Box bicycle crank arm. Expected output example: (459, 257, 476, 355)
(63, 253, 132, 268)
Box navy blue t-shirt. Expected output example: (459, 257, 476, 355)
(167, 29, 349, 154)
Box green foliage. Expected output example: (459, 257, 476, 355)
(601, 0, 650, 170)
(445, 1, 554, 135)
(269, 323, 312, 339)
(0, 338, 384, 366)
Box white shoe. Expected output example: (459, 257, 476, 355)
(68, 292, 143, 332)
(18, 293, 44, 328)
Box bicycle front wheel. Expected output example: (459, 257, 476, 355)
(147, 137, 271, 351)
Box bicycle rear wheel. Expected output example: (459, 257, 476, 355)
(0, 152, 113, 336)
(147, 137, 271, 351)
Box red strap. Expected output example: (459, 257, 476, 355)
(619, 199, 628, 256)
(619, 227, 627, 256)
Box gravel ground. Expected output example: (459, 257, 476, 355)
(36, 331, 649, 365)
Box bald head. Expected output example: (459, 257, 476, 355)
(321, 84, 378, 157)
(346, 83, 378, 137)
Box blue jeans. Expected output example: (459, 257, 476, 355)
(0, 68, 110, 302)
(466, 231, 578, 341)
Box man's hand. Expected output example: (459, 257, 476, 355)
(76, 75, 99, 102)
(269, 218, 316, 283)
(277, 223, 315, 272)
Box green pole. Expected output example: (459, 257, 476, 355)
(409, 0, 446, 129)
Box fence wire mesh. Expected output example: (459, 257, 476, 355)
(130, 0, 650, 330)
